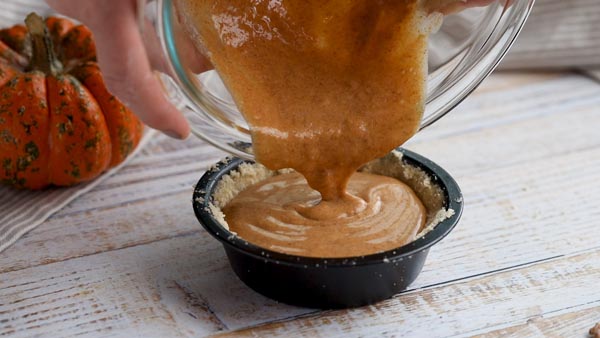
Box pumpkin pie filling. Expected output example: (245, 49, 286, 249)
(178, 0, 453, 257)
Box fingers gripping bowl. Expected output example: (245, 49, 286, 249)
(192, 148, 463, 309)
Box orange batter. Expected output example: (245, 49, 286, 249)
(177, 0, 443, 257)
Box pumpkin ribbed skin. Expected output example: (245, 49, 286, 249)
(0, 16, 143, 189)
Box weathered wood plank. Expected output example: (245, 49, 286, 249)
(0, 137, 226, 273)
(2, 231, 598, 338)
(0, 235, 309, 337)
(58, 140, 225, 216)
(474, 305, 600, 338)
(210, 249, 600, 337)
(407, 92, 600, 176)
(410, 73, 600, 144)
(411, 144, 600, 289)
(0, 191, 199, 274)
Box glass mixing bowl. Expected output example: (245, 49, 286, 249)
(143, 0, 534, 158)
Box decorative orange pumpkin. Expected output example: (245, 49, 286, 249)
(0, 13, 143, 189)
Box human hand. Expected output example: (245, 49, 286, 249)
(44, 0, 207, 139)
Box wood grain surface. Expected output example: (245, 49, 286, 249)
(1, 72, 599, 337)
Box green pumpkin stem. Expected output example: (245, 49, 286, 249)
(25, 13, 62, 75)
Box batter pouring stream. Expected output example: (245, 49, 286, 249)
(177, 0, 446, 257)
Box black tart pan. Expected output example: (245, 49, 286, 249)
(192, 148, 463, 309)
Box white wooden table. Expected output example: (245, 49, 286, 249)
(1, 71, 600, 337)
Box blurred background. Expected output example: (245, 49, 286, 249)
(1, 0, 598, 76)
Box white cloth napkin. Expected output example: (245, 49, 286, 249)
(0, 0, 157, 252)
(0, 131, 156, 252)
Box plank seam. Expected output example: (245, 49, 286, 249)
(221, 245, 600, 334)
(0, 230, 201, 275)
(450, 300, 600, 337)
